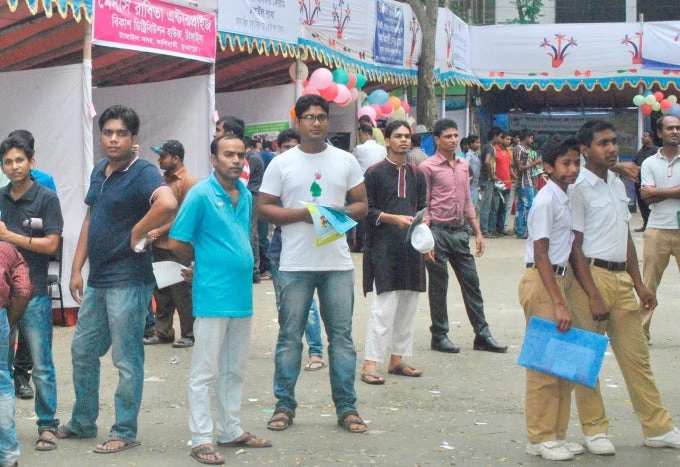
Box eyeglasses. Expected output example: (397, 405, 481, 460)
(300, 114, 329, 124)
(102, 129, 130, 138)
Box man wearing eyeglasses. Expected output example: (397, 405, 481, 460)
(258, 94, 369, 434)
(59, 105, 177, 454)
(638, 114, 680, 342)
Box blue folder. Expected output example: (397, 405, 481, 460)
(517, 316, 609, 388)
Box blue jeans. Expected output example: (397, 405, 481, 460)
(269, 259, 323, 357)
(0, 309, 19, 467)
(68, 283, 154, 441)
(515, 186, 535, 236)
(479, 181, 500, 233)
(16, 295, 58, 432)
(274, 270, 356, 418)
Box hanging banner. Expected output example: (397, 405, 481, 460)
(642, 22, 680, 70)
(217, 0, 298, 45)
(435, 7, 454, 68)
(452, 14, 471, 74)
(374, 0, 405, 66)
(93, 0, 216, 62)
(403, 5, 421, 68)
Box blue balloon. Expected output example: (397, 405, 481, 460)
(643, 90, 654, 96)
(670, 104, 680, 117)
(367, 89, 389, 106)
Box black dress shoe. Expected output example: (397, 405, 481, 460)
(431, 337, 460, 353)
(473, 335, 508, 353)
(15, 375, 34, 400)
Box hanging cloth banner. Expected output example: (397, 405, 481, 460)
(217, 0, 298, 45)
(402, 4, 421, 68)
(92, 0, 216, 62)
(641, 22, 680, 70)
(435, 7, 454, 69)
(374, 0, 405, 66)
(452, 13, 471, 74)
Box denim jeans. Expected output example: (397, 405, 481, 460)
(68, 283, 154, 441)
(0, 309, 19, 467)
(274, 270, 357, 418)
(479, 181, 499, 233)
(269, 259, 324, 358)
(515, 186, 535, 236)
(495, 188, 510, 234)
(16, 295, 59, 432)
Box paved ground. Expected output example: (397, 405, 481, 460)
(13, 213, 680, 466)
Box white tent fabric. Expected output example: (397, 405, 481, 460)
(0, 64, 89, 308)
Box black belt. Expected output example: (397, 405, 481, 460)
(526, 263, 567, 276)
(430, 222, 465, 232)
(587, 258, 627, 272)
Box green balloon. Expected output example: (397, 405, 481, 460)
(355, 73, 367, 89)
(332, 69, 349, 85)
(632, 95, 645, 106)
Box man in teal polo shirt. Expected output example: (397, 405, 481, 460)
(169, 133, 271, 465)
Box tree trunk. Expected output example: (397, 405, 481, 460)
(405, 0, 438, 131)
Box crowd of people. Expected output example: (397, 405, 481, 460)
(0, 97, 679, 466)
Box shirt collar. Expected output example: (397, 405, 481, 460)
(545, 179, 569, 204)
(164, 165, 187, 182)
(580, 166, 615, 186)
(209, 172, 247, 197)
(433, 151, 459, 165)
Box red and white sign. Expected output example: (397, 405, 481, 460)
(93, 0, 216, 63)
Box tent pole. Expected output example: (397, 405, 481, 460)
(295, 59, 304, 100)
(441, 86, 446, 119)
(82, 21, 94, 190)
(637, 14, 644, 152)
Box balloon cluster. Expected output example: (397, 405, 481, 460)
(357, 91, 411, 123)
(304, 67, 367, 106)
(632, 91, 680, 116)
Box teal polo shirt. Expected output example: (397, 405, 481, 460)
(169, 173, 253, 318)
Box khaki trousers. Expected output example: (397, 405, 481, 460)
(518, 267, 574, 443)
(568, 266, 673, 437)
(640, 228, 680, 340)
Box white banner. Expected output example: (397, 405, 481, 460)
(642, 21, 680, 69)
(218, 0, 298, 44)
(402, 2, 421, 68)
(452, 14, 471, 74)
(435, 7, 454, 66)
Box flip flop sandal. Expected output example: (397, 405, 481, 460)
(267, 410, 294, 431)
(93, 435, 141, 454)
(338, 411, 367, 434)
(36, 430, 57, 451)
(304, 360, 327, 371)
(190, 444, 225, 465)
(360, 371, 385, 385)
(218, 432, 272, 448)
(388, 362, 422, 377)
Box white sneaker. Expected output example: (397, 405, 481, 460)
(526, 440, 574, 461)
(645, 427, 680, 448)
(562, 440, 585, 455)
(584, 433, 616, 455)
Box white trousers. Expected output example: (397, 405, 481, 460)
(364, 290, 420, 362)
(188, 316, 252, 445)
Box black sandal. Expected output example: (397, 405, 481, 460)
(338, 411, 367, 434)
(267, 409, 294, 431)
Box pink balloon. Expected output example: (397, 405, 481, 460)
(334, 84, 351, 105)
(319, 82, 339, 101)
(349, 88, 359, 102)
(347, 72, 357, 90)
(302, 87, 320, 96)
(654, 91, 664, 102)
(309, 68, 333, 90)
(358, 106, 376, 121)
(401, 101, 411, 114)
(641, 103, 653, 115)
(660, 98, 672, 111)
(370, 104, 383, 119)
(381, 102, 394, 116)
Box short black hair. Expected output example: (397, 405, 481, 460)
(277, 129, 300, 147)
(216, 116, 245, 138)
(358, 125, 374, 137)
(433, 119, 458, 137)
(578, 120, 615, 147)
(519, 129, 534, 141)
(656, 114, 680, 131)
(487, 126, 502, 141)
(98, 105, 140, 135)
(0, 135, 34, 161)
(211, 133, 246, 156)
(384, 120, 410, 139)
(411, 133, 422, 146)
(295, 94, 329, 118)
(501, 131, 511, 138)
(358, 115, 373, 125)
(8, 130, 34, 150)
(541, 136, 581, 167)
(467, 135, 480, 145)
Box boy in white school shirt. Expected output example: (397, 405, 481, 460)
(519, 137, 583, 461)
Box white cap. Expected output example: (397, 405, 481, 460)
(410, 223, 434, 253)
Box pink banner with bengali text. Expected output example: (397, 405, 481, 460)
(93, 0, 216, 63)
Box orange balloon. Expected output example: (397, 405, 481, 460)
(388, 95, 401, 110)
(289, 106, 296, 120)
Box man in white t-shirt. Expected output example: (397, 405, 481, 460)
(353, 125, 386, 173)
(258, 95, 369, 434)
(638, 114, 680, 342)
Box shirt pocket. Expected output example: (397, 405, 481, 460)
(615, 191, 632, 223)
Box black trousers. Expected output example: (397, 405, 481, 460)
(426, 227, 490, 340)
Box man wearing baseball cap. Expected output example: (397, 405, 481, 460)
(145, 140, 197, 348)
